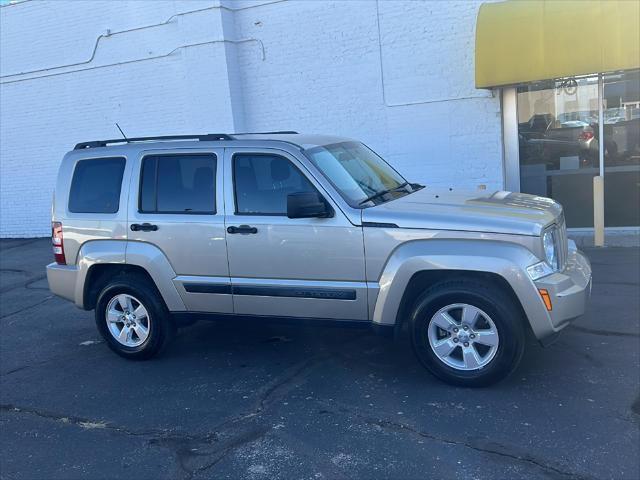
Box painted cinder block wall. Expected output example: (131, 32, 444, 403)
(0, 0, 502, 238)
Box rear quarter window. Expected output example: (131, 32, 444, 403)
(68, 157, 126, 213)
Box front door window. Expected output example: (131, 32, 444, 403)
(233, 153, 316, 215)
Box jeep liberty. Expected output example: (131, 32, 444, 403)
(47, 133, 592, 386)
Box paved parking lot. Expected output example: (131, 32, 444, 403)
(1, 239, 638, 480)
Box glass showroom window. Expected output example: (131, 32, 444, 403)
(516, 70, 640, 228)
(602, 70, 640, 227)
(517, 76, 599, 227)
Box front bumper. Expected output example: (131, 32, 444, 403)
(533, 242, 592, 340)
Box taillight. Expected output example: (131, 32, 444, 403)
(52, 222, 66, 265)
(579, 130, 594, 141)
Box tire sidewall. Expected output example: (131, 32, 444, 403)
(410, 286, 524, 387)
(95, 280, 167, 358)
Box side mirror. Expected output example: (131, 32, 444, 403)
(287, 192, 332, 219)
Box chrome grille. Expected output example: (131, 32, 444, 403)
(556, 213, 568, 271)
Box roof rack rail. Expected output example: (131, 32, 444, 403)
(232, 131, 299, 135)
(74, 133, 233, 150)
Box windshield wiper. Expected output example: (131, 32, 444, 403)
(359, 182, 411, 205)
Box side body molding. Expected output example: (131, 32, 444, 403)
(372, 239, 552, 338)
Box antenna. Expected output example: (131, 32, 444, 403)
(115, 123, 130, 143)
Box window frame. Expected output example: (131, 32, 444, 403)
(68, 156, 126, 214)
(137, 153, 218, 215)
(231, 152, 322, 216)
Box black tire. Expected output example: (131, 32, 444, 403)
(409, 279, 525, 387)
(95, 274, 175, 360)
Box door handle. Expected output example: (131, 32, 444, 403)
(227, 225, 258, 234)
(131, 223, 158, 232)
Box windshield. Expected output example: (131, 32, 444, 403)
(304, 141, 411, 207)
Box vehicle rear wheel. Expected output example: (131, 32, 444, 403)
(95, 275, 175, 360)
(409, 280, 525, 387)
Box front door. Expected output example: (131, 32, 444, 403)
(223, 147, 368, 321)
(128, 148, 232, 313)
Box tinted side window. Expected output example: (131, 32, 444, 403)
(139, 154, 216, 214)
(233, 154, 316, 215)
(68, 157, 125, 213)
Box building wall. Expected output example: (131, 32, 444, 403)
(0, 0, 502, 238)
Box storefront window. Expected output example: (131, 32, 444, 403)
(603, 70, 640, 227)
(517, 71, 640, 228)
(517, 76, 599, 227)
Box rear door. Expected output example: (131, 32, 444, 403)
(128, 148, 232, 313)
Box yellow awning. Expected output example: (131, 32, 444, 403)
(475, 0, 640, 88)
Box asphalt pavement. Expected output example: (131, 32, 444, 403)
(1, 239, 638, 480)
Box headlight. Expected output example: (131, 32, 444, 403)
(543, 228, 558, 270)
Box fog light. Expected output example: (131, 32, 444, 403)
(527, 261, 553, 280)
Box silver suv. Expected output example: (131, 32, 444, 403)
(47, 132, 592, 386)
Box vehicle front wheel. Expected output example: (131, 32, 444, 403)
(409, 280, 526, 387)
(95, 275, 175, 360)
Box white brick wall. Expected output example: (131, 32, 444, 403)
(0, 0, 503, 238)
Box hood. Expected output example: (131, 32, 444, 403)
(361, 188, 562, 236)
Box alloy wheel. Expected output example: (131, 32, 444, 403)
(427, 303, 499, 371)
(105, 294, 150, 347)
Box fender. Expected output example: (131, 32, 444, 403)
(371, 239, 554, 339)
(74, 240, 185, 311)
(74, 240, 127, 308)
(124, 241, 185, 311)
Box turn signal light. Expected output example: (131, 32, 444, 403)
(538, 288, 552, 311)
(52, 221, 66, 265)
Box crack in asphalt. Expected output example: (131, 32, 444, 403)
(0, 271, 47, 294)
(155, 354, 330, 480)
(0, 404, 164, 437)
(554, 341, 604, 367)
(0, 295, 55, 320)
(0, 348, 339, 480)
(0, 326, 624, 480)
(25, 275, 49, 290)
(1, 365, 33, 376)
(569, 325, 640, 338)
(632, 395, 640, 416)
(1, 347, 101, 377)
(0, 239, 43, 251)
(165, 426, 271, 480)
(0, 402, 268, 480)
(593, 280, 639, 287)
(317, 402, 591, 480)
(367, 417, 589, 480)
